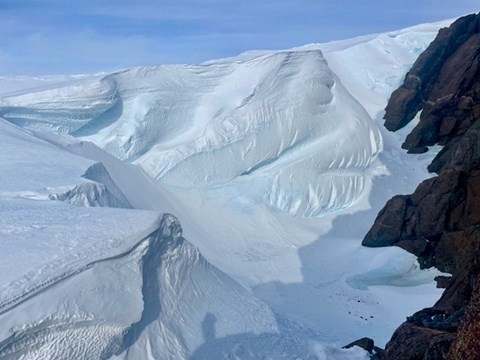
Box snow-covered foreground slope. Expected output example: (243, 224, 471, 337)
(0, 19, 454, 359)
(0, 119, 369, 359)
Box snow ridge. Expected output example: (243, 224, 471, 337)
(47, 160, 134, 209)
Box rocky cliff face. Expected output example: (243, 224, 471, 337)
(363, 13, 480, 360)
(383, 14, 480, 143)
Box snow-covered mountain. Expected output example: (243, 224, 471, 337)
(0, 49, 382, 219)
(0, 19, 452, 359)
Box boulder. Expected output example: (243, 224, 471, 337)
(343, 337, 375, 353)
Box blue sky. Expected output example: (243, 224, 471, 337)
(0, 0, 478, 75)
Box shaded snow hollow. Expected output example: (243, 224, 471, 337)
(0, 19, 453, 360)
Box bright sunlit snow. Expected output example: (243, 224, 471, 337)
(0, 19, 453, 359)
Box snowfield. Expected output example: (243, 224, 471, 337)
(0, 19, 452, 359)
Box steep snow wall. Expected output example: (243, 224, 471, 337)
(0, 76, 118, 134)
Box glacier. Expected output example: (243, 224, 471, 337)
(0, 19, 453, 359)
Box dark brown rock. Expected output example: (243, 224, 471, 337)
(382, 323, 448, 360)
(384, 14, 480, 133)
(434, 276, 452, 289)
(438, 116, 458, 138)
(343, 337, 375, 353)
(383, 13, 480, 158)
(447, 280, 480, 359)
(402, 29, 480, 153)
(428, 120, 480, 174)
(362, 195, 408, 247)
(363, 13, 480, 360)
(372, 346, 385, 359)
(407, 306, 464, 332)
(362, 170, 474, 254)
(384, 85, 421, 131)
(425, 333, 456, 360)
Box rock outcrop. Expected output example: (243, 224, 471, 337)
(448, 279, 480, 359)
(383, 14, 480, 143)
(363, 13, 480, 360)
(343, 337, 385, 359)
(343, 337, 375, 353)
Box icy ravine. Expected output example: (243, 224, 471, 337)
(0, 49, 382, 218)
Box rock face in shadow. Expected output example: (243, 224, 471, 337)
(363, 170, 480, 270)
(382, 323, 455, 360)
(362, 13, 480, 360)
(448, 279, 480, 359)
(384, 14, 480, 143)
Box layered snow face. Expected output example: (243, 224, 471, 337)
(0, 75, 115, 134)
(0, 50, 382, 218)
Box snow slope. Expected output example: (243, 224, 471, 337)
(0, 120, 368, 359)
(0, 19, 454, 359)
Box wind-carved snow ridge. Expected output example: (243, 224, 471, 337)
(0, 212, 308, 360)
(0, 214, 178, 359)
(0, 49, 382, 217)
(49, 163, 133, 208)
(0, 76, 119, 135)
